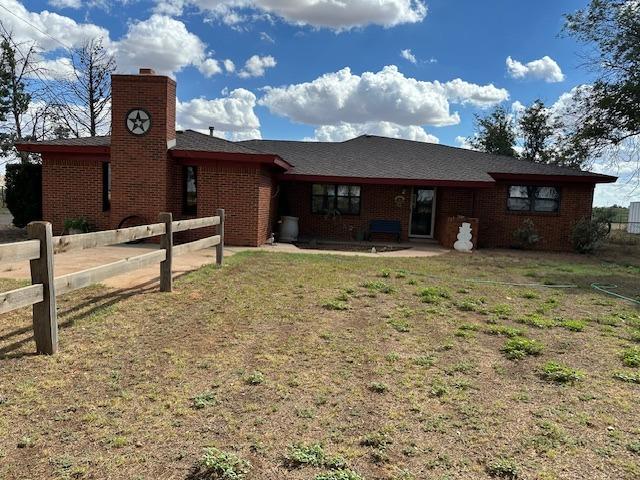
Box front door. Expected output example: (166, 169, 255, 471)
(409, 188, 435, 238)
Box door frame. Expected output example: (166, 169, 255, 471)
(408, 187, 437, 239)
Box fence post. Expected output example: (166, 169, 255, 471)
(26, 221, 58, 355)
(159, 212, 173, 292)
(216, 208, 225, 266)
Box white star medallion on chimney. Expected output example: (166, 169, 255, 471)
(126, 108, 151, 135)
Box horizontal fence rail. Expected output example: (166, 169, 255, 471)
(0, 209, 225, 355)
(0, 284, 44, 315)
(55, 250, 167, 296)
(0, 240, 41, 263)
(52, 223, 166, 254)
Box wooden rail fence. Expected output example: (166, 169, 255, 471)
(0, 209, 225, 355)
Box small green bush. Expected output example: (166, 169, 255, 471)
(571, 217, 609, 253)
(540, 362, 584, 383)
(513, 219, 541, 249)
(502, 338, 543, 360)
(621, 346, 640, 367)
(192, 447, 251, 480)
(63, 217, 90, 233)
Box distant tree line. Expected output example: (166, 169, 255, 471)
(468, 0, 639, 178)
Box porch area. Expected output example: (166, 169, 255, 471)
(277, 181, 480, 247)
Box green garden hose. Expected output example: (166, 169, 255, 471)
(405, 271, 639, 305)
(591, 283, 640, 306)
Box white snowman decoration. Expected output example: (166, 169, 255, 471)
(454, 222, 473, 253)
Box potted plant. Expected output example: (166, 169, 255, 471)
(64, 217, 90, 235)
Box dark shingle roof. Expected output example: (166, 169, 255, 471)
(19, 132, 614, 183)
(20, 136, 112, 147)
(173, 130, 266, 155)
(240, 135, 613, 183)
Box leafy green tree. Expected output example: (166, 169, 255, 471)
(469, 106, 518, 157)
(563, 0, 640, 173)
(519, 100, 556, 164)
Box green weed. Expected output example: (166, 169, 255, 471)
(486, 457, 519, 478)
(502, 338, 543, 360)
(540, 361, 585, 383)
(621, 346, 640, 367)
(192, 391, 217, 409)
(244, 371, 265, 385)
(484, 325, 523, 338)
(322, 300, 349, 311)
(613, 371, 640, 384)
(192, 447, 251, 479)
(417, 286, 451, 304)
(562, 319, 586, 332)
(368, 382, 389, 393)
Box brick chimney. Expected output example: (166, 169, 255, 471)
(110, 68, 176, 227)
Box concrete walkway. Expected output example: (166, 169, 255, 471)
(0, 241, 448, 289)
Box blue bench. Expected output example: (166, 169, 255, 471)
(369, 220, 402, 242)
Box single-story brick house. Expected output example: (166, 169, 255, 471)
(18, 69, 616, 251)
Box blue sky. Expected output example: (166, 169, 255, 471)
(3, 0, 638, 206)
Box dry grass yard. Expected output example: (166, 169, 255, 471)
(1, 245, 639, 480)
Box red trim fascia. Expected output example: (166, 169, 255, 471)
(489, 172, 617, 184)
(170, 149, 291, 170)
(16, 143, 110, 155)
(277, 174, 495, 188)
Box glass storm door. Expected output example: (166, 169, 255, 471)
(410, 188, 435, 237)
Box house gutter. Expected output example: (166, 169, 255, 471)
(277, 174, 495, 188)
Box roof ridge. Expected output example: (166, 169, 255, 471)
(346, 134, 607, 176)
(182, 129, 269, 155)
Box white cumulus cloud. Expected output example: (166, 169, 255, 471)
(400, 48, 417, 64)
(176, 88, 262, 140)
(114, 14, 220, 77)
(154, 0, 427, 30)
(506, 55, 565, 83)
(260, 65, 508, 128)
(310, 122, 438, 143)
(238, 55, 276, 78)
(48, 0, 82, 8)
(223, 59, 236, 73)
(0, 0, 110, 51)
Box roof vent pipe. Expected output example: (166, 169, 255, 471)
(209, 126, 215, 137)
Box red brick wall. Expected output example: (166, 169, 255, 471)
(173, 161, 274, 246)
(433, 188, 474, 243)
(281, 182, 412, 241)
(110, 73, 176, 228)
(473, 182, 595, 251)
(280, 181, 595, 251)
(41, 154, 110, 235)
